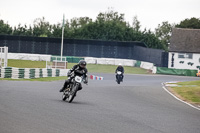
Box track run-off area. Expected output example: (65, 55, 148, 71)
(0, 73, 200, 133)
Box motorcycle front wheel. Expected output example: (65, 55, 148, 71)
(62, 89, 69, 101)
(117, 80, 120, 84)
(62, 94, 67, 101)
(68, 85, 78, 103)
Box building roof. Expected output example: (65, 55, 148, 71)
(169, 28, 200, 53)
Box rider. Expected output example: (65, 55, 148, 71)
(115, 63, 124, 81)
(59, 60, 88, 92)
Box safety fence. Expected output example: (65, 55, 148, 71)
(154, 67, 198, 77)
(0, 67, 60, 79)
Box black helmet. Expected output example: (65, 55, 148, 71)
(79, 60, 87, 68)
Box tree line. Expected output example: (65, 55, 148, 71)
(0, 10, 200, 51)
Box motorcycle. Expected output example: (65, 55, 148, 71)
(62, 73, 85, 103)
(116, 71, 123, 84)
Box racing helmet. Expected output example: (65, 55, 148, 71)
(118, 63, 122, 66)
(79, 60, 87, 68)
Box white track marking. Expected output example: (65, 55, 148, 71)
(162, 83, 200, 111)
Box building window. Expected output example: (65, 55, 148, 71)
(178, 53, 193, 59)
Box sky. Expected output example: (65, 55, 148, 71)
(0, 0, 199, 31)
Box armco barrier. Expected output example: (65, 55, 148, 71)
(0, 67, 61, 79)
(156, 67, 198, 76)
(140, 61, 154, 70)
(7, 53, 51, 61)
(84, 57, 137, 67)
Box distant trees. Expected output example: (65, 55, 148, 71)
(12, 24, 33, 36)
(78, 10, 129, 41)
(0, 20, 12, 35)
(155, 21, 174, 51)
(176, 17, 200, 29)
(1, 9, 200, 51)
(32, 17, 52, 37)
(132, 16, 141, 32)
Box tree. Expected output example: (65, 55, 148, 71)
(132, 16, 141, 32)
(141, 29, 165, 49)
(32, 17, 52, 37)
(0, 20, 12, 35)
(78, 10, 128, 41)
(0, 10, 168, 51)
(12, 24, 33, 36)
(52, 23, 62, 38)
(155, 21, 174, 50)
(176, 17, 200, 29)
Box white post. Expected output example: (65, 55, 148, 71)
(61, 14, 65, 60)
(4, 46, 8, 67)
(61, 28, 64, 60)
(55, 57, 57, 69)
(65, 57, 66, 69)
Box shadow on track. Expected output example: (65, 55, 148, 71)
(51, 98, 95, 106)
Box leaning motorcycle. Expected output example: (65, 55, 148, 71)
(116, 71, 123, 84)
(62, 73, 85, 103)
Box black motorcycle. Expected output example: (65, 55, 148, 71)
(62, 74, 85, 103)
(116, 71, 123, 84)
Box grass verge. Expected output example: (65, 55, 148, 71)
(68, 63, 148, 74)
(169, 80, 200, 106)
(7, 60, 148, 74)
(8, 59, 46, 68)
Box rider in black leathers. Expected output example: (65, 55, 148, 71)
(115, 63, 124, 81)
(59, 60, 88, 92)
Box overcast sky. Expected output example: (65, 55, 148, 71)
(0, 0, 199, 31)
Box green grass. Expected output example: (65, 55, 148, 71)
(7, 59, 148, 74)
(8, 59, 46, 68)
(67, 63, 148, 74)
(171, 80, 200, 104)
(86, 64, 148, 74)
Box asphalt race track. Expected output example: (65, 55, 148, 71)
(0, 74, 200, 133)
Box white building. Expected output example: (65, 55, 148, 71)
(168, 28, 200, 71)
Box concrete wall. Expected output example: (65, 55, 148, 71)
(7, 53, 52, 61)
(85, 57, 137, 67)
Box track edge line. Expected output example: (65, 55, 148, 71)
(162, 82, 200, 111)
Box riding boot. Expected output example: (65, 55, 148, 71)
(60, 80, 70, 92)
(59, 86, 65, 92)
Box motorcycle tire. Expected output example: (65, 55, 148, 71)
(117, 80, 120, 84)
(62, 94, 67, 101)
(68, 86, 78, 103)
